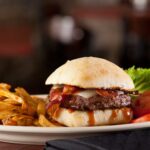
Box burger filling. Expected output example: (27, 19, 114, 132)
(47, 85, 134, 111)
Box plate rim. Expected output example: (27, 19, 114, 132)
(0, 122, 150, 134)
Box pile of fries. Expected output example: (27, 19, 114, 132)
(0, 83, 60, 127)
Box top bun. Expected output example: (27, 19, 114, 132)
(45, 57, 134, 90)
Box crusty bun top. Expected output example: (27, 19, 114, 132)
(45, 57, 134, 90)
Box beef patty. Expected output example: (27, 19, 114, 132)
(60, 95, 131, 110)
(49, 88, 132, 111)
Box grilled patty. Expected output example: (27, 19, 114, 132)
(60, 94, 131, 110)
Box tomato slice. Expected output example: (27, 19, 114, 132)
(132, 114, 150, 123)
(133, 90, 150, 117)
(142, 91, 150, 97)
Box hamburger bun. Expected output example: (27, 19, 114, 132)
(48, 107, 132, 127)
(45, 57, 134, 90)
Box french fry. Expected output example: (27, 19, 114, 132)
(3, 98, 22, 105)
(32, 96, 46, 104)
(2, 114, 34, 126)
(0, 101, 20, 112)
(15, 87, 37, 115)
(37, 101, 46, 115)
(0, 89, 23, 103)
(38, 114, 58, 127)
(0, 82, 61, 127)
(0, 83, 11, 90)
(0, 101, 22, 121)
(0, 111, 18, 120)
(15, 87, 34, 103)
(33, 119, 41, 126)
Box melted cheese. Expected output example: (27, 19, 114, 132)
(74, 90, 96, 98)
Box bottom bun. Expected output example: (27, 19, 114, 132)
(51, 107, 133, 127)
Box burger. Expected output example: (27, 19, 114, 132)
(45, 57, 135, 127)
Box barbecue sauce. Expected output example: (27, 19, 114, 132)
(88, 111, 95, 126)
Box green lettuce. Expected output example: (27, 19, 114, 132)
(126, 66, 150, 93)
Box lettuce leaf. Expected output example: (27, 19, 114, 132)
(126, 66, 150, 93)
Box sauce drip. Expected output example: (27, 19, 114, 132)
(54, 107, 61, 118)
(68, 109, 75, 113)
(88, 111, 95, 126)
(47, 102, 61, 118)
(122, 108, 132, 122)
(109, 110, 117, 123)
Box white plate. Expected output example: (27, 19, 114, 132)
(0, 95, 149, 145)
(0, 122, 150, 145)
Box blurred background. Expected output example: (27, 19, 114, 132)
(0, 0, 149, 94)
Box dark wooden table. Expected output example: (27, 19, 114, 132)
(0, 142, 44, 150)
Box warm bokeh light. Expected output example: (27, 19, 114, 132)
(0, 0, 149, 93)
